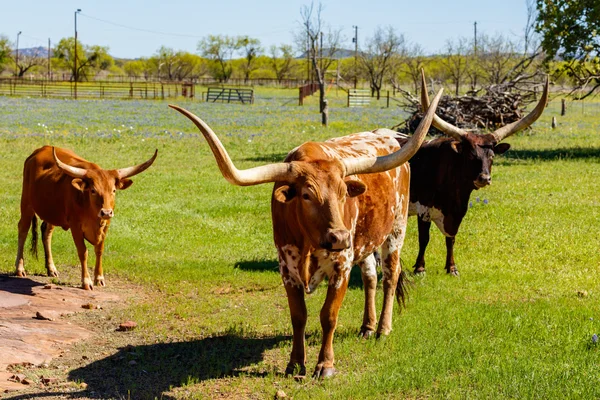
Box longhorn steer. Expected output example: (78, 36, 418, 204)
(169, 87, 442, 378)
(407, 72, 548, 275)
(15, 146, 157, 290)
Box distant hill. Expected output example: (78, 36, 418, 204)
(13, 46, 52, 58)
(296, 48, 356, 59)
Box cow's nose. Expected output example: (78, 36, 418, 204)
(477, 174, 491, 186)
(323, 229, 351, 251)
(99, 208, 114, 219)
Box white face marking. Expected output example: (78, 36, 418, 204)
(409, 201, 450, 236)
(309, 248, 353, 292)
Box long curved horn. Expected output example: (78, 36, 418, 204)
(168, 105, 297, 186)
(343, 87, 444, 176)
(115, 149, 158, 179)
(491, 76, 549, 142)
(53, 147, 87, 178)
(420, 69, 468, 140)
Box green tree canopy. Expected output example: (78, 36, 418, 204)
(536, 0, 600, 96)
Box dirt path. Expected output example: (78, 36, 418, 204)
(0, 275, 121, 395)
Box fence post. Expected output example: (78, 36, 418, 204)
(561, 99, 566, 116)
(387, 91, 390, 108)
(299, 87, 303, 106)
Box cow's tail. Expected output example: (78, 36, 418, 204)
(29, 215, 38, 259)
(395, 261, 413, 310)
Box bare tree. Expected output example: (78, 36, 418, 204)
(400, 42, 427, 95)
(358, 26, 404, 99)
(238, 36, 262, 83)
(269, 44, 296, 83)
(443, 37, 470, 95)
(478, 34, 517, 86)
(14, 46, 46, 78)
(198, 35, 240, 82)
(297, 2, 343, 125)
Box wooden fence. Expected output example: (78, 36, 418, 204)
(205, 87, 254, 104)
(0, 79, 196, 100)
(298, 83, 319, 105)
(347, 89, 371, 107)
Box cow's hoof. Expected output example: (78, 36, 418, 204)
(448, 269, 460, 277)
(16, 270, 26, 277)
(285, 363, 306, 379)
(82, 281, 94, 291)
(94, 276, 106, 287)
(359, 328, 375, 339)
(375, 331, 390, 340)
(313, 365, 337, 379)
(413, 266, 426, 275)
(47, 269, 59, 278)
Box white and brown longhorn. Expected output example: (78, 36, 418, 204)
(169, 86, 443, 379)
(407, 70, 548, 275)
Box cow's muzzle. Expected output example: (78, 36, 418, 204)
(474, 174, 491, 189)
(99, 208, 114, 219)
(321, 229, 351, 251)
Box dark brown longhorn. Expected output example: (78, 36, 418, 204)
(406, 71, 548, 275)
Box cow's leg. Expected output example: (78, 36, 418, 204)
(284, 283, 307, 378)
(15, 209, 35, 277)
(93, 240, 106, 287)
(358, 254, 377, 338)
(41, 222, 58, 277)
(377, 225, 407, 337)
(314, 272, 349, 378)
(71, 229, 93, 290)
(413, 217, 431, 274)
(445, 236, 458, 276)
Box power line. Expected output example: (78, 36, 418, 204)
(79, 13, 205, 38)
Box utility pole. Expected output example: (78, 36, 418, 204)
(47, 38, 51, 80)
(352, 25, 358, 89)
(74, 9, 81, 99)
(15, 31, 21, 77)
(473, 21, 477, 54)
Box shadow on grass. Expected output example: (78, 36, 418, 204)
(8, 334, 287, 400)
(235, 259, 279, 272)
(503, 147, 600, 161)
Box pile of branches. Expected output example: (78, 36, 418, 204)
(394, 76, 546, 135)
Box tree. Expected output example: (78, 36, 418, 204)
(268, 44, 297, 83)
(478, 34, 518, 86)
(297, 1, 344, 125)
(536, 0, 600, 97)
(14, 47, 46, 78)
(359, 26, 404, 99)
(0, 35, 11, 74)
(197, 35, 240, 82)
(238, 36, 262, 82)
(443, 37, 470, 95)
(400, 42, 427, 94)
(53, 38, 113, 81)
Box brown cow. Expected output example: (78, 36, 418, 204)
(15, 146, 157, 290)
(169, 87, 442, 378)
(407, 71, 548, 275)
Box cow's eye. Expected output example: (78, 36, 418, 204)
(91, 188, 97, 195)
(112, 188, 116, 194)
(302, 193, 310, 200)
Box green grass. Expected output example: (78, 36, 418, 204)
(0, 90, 599, 399)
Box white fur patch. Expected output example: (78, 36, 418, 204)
(409, 201, 450, 236)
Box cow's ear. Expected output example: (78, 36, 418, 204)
(450, 140, 461, 153)
(345, 179, 367, 197)
(274, 185, 296, 203)
(494, 143, 510, 154)
(117, 178, 134, 190)
(71, 178, 87, 192)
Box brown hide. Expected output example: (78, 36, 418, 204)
(15, 146, 156, 290)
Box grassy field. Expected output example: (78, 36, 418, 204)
(0, 90, 599, 399)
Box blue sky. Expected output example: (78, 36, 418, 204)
(1, 0, 534, 59)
